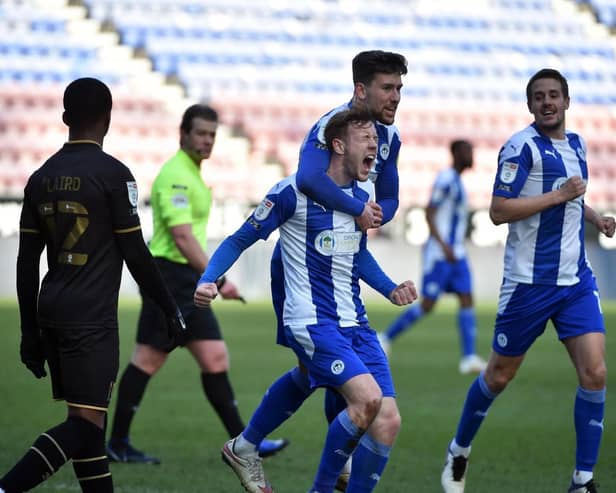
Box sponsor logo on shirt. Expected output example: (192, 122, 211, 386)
(254, 198, 275, 220)
(314, 231, 362, 256)
(171, 193, 189, 208)
(544, 149, 557, 158)
(497, 184, 512, 192)
(126, 181, 138, 206)
(331, 359, 345, 375)
(247, 217, 261, 230)
(499, 161, 518, 184)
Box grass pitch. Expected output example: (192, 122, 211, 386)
(0, 298, 614, 492)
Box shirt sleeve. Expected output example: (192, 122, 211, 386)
(198, 224, 260, 284)
(493, 139, 533, 199)
(109, 162, 142, 233)
(357, 248, 396, 299)
(296, 122, 365, 217)
(375, 138, 400, 224)
(428, 172, 450, 208)
(198, 182, 297, 284)
(17, 186, 45, 331)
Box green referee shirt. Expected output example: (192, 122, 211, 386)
(148, 149, 212, 263)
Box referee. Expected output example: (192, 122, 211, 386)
(1, 78, 184, 493)
(106, 104, 288, 464)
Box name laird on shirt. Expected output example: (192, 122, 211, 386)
(43, 176, 81, 192)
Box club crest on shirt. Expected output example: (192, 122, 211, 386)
(315, 230, 336, 255)
(500, 161, 518, 184)
(379, 143, 390, 160)
(552, 177, 568, 191)
(254, 198, 275, 220)
(126, 181, 138, 207)
(576, 146, 586, 161)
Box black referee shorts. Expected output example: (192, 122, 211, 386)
(136, 257, 223, 351)
(44, 325, 119, 411)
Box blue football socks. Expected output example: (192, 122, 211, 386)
(458, 307, 477, 357)
(455, 373, 498, 447)
(574, 386, 605, 472)
(346, 433, 391, 493)
(311, 409, 364, 492)
(385, 304, 424, 341)
(242, 367, 313, 446)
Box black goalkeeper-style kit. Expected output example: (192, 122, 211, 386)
(17, 141, 180, 409)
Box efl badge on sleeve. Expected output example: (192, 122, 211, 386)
(254, 198, 275, 220)
(126, 181, 138, 206)
(500, 162, 518, 184)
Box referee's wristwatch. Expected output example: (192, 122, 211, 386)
(215, 275, 227, 289)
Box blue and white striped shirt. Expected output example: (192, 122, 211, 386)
(493, 123, 591, 285)
(200, 174, 396, 328)
(424, 167, 468, 264)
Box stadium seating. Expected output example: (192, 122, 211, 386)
(1, 0, 615, 216)
(78, 0, 616, 208)
(576, 0, 616, 28)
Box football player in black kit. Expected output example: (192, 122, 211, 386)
(0, 77, 185, 493)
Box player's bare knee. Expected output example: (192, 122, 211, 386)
(68, 406, 106, 429)
(378, 408, 402, 440)
(349, 394, 382, 429)
(197, 349, 229, 373)
(579, 361, 607, 389)
(484, 367, 515, 393)
(131, 344, 167, 375)
(388, 406, 402, 434)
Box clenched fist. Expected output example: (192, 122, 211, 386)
(194, 282, 218, 307)
(389, 280, 418, 306)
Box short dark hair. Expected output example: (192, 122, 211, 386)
(352, 50, 408, 85)
(450, 139, 472, 155)
(63, 77, 112, 128)
(526, 68, 569, 102)
(180, 104, 218, 133)
(324, 109, 374, 152)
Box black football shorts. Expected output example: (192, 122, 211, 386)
(44, 325, 119, 411)
(136, 258, 222, 351)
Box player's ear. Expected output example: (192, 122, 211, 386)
(102, 113, 111, 136)
(354, 82, 367, 101)
(332, 137, 345, 155)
